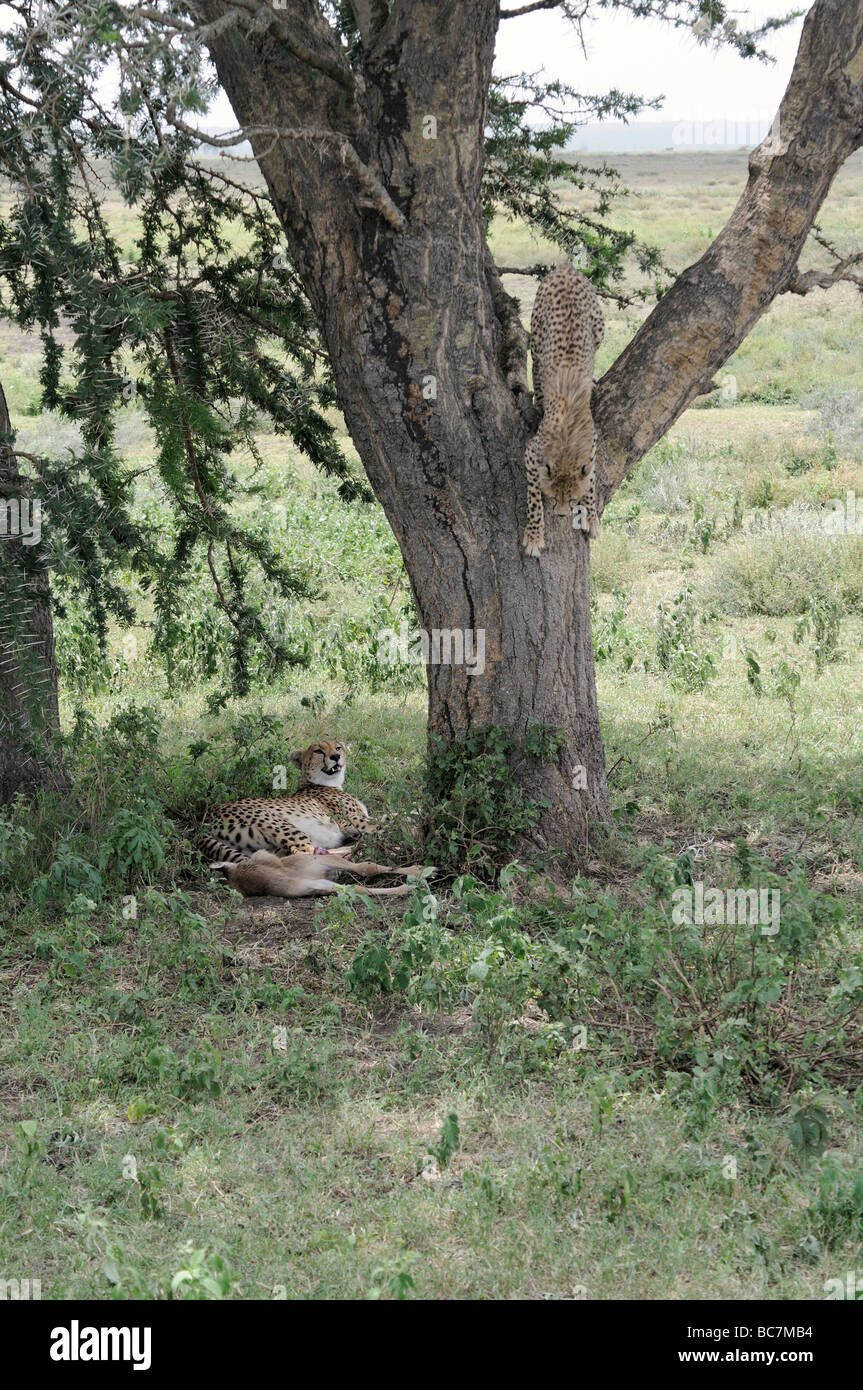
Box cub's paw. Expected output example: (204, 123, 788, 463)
(587, 514, 600, 540)
(522, 530, 545, 557)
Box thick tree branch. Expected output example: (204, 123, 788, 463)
(595, 0, 863, 505)
(188, 0, 358, 96)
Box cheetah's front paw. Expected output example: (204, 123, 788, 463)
(571, 507, 600, 540)
(522, 530, 545, 557)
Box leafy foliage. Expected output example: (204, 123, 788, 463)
(424, 725, 566, 878)
(655, 586, 716, 692)
(484, 72, 667, 297)
(0, 2, 366, 697)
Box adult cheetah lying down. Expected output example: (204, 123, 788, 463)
(522, 263, 604, 556)
(199, 739, 432, 899)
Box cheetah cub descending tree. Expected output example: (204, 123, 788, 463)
(522, 264, 604, 557)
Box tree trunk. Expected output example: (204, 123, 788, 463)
(0, 380, 65, 804)
(327, 350, 612, 854)
(200, 0, 610, 858)
(354, 376, 611, 849)
(197, 0, 863, 860)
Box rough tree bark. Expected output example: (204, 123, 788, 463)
(0, 379, 66, 803)
(194, 0, 863, 859)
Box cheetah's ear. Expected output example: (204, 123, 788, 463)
(289, 749, 304, 768)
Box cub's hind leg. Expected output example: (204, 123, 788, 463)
(522, 435, 546, 557)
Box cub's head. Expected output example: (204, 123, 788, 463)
(290, 740, 347, 789)
(540, 396, 595, 517)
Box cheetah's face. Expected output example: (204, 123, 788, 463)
(538, 457, 592, 516)
(290, 740, 347, 788)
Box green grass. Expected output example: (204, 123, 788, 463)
(2, 151, 863, 1301)
(5, 1035, 857, 1300)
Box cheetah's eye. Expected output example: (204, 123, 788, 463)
(314, 748, 325, 756)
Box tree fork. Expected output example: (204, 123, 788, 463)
(195, 0, 863, 859)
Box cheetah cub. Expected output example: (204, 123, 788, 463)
(522, 264, 604, 557)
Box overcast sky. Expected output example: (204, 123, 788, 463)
(493, 1, 805, 124)
(208, 3, 806, 132)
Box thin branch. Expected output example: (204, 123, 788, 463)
(162, 328, 214, 517)
(127, 6, 196, 33)
(168, 111, 406, 232)
(787, 266, 863, 294)
(500, 0, 570, 16)
(785, 252, 863, 295)
(229, 304, 326, 359)
(165, 112, 270, 149)
(207, 540, 243, 633)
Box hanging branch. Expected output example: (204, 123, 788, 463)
(166, 110, 407, 232)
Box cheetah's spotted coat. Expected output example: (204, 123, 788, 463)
(197, 741, 373, 864)
(522, 264, 604, 556)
